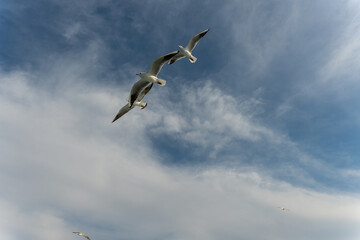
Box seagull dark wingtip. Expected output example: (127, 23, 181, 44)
(112, 116, 119, 123)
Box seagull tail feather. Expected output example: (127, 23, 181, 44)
(189, 55, 197, 63)
(156, 78, 166, 86)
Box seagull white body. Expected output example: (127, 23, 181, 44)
(178, 45, 196, 63)
(137, 51, 179, 86)
(169, 29, 209, 64)
(73, 232, 91, 240)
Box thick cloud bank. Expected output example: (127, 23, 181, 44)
(0, 69, 359, 240)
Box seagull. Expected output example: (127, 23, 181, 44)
(168, 29, 209, 65)
(112, 79, 153, 122)
(73, 232, 91, 240)
(136, 51, 179, 86)
(112, 51, 178, 122)
(277, 207, 290, 211)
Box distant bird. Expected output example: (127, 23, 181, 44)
(73, 232, 91, 240)
(169, 29, 209, 64)
(277, 207, 290, 211)
(112, 79, 153, 122)
(136, 51, 179, 86)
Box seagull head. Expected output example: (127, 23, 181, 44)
(136, 72, 145, 77)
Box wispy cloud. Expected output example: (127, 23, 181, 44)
(221, 1, 300, 77)
(319, 1, 360, 84)
(128, 77, 358, 191)
(148, 81, 273, 152)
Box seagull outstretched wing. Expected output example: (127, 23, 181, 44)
(168, 54, 186, 65)
(73, 232, 91, 240)
(112, 104, 132, 122)
(185, 29, 209, 52)
(148, 51, 179, 76)
(112, 80, 153, 122)
(128, 79, 152, 107)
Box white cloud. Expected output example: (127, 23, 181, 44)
(1, 67, 360, 240)
(148, 80, 276, 155)
(319, 1, 360, 84)
(0, 199, 69, 240)
(222, 1, 300, 76)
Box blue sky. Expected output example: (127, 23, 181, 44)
(1, 0, 360, 240)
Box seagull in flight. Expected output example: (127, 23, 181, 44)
(169, 29, 209, 64)
(277, 207, 290, 211)
(112, 79, 153, 122)
(136, 51, 179, 86)
(112, 51, 178, 122)
(73, 232, 91, 240)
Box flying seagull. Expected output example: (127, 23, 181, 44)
(112, 79, 153, 122)
(112, 51, 178, 122)
(277, 207, 290, 211)
(73, 232, 91, 240)
(136, 51, 179, 86)
(169, 29, 209, 64)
